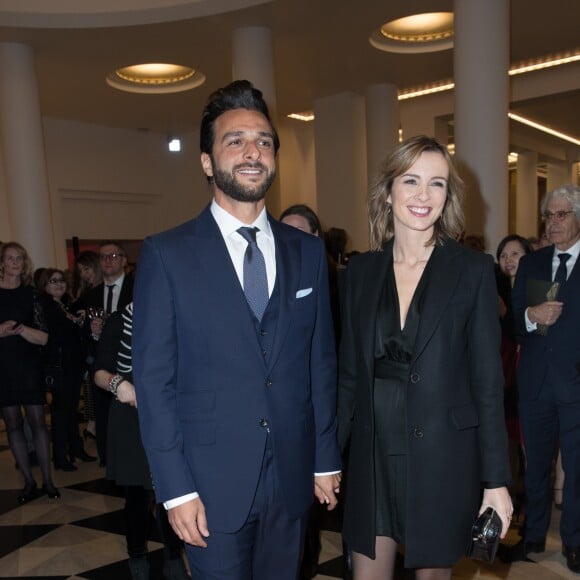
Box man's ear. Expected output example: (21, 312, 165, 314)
(201, 153, 213, 178)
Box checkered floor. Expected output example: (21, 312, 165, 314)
(0, 420, 577, 579)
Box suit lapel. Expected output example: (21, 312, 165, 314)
(185, 207, 265, 361)
(412, 240, 462, 362)
(358, 246, 391, 381)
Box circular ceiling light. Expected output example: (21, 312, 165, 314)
(106, 62, 205, 94)
(370, 12, 454, 54)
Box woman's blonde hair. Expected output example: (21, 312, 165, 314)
(368, 135, 465, 251)
(0, 242, 34, 286)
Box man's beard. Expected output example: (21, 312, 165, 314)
(212, 161, 276, 203)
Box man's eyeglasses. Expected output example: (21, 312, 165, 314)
(99, 252, 125, 261)
(541, 210, 575, 222)
(48, 278, 65, 285)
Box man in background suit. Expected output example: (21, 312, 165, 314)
(507, 184, 580, 573)
(85, 241, 133, 466)
(132, 81, 341, 579)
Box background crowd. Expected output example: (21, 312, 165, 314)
(1, 160, 578, 578)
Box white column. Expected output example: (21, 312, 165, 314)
(515, 151, 538, 237)
(365, 84, 399, 186)
(0, 43, 55, 267)
(231, 27, 281, 216)
(546, 161, 571, 192)
(314, 92, 368, 252)
(453, 0, 510, 253)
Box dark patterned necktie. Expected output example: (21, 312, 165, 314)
(105, 284, 115, 315)
(554, 253, 571, 286)
(237, 227, 269, 321)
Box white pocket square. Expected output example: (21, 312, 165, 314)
(296, 288, 313, 299)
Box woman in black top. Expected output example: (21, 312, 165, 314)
(0, 242, 58, 503)
(39, 268, 96, 471)
(338, 137, 512, 579)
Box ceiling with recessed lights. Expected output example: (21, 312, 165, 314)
(0, 0, 578, 156)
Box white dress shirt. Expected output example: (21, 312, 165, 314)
(102, 273, 125, 314)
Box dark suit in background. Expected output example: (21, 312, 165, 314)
(512, 243, 580, 548)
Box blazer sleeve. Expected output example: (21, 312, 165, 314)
(511, 253, 532, 337)
(309, 238, 342, 473)
(468, 254, 511, 484)
(132, 236, 197, 502)
(336, 262, 357, 453)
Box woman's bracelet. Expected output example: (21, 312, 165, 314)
(108, 373, 126, 397)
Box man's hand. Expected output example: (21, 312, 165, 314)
(314, 473, 341, 511)
(528, 300, 564, 326)
(167, 497, 210, 547)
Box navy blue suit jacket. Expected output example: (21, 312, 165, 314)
(512, 244, 580, 403)
(132, 205, 340, 532)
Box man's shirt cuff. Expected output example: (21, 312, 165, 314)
(524, 307, 538, 332)
(164, 492, 199, 510)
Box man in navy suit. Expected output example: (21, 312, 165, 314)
(507, 184, 580, 573)
(132, 81, 341, 579)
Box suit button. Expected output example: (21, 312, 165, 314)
(260, 329, 267, 336)
(413, 427, 424, 438)
(410, 373, 420, 384)
(259, 418, 269, 428)
(262, 350, 267, 357)
(265, 379, 272, 387)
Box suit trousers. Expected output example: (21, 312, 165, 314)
(519, 370, 580, 546)
(185, 436, 307, 579)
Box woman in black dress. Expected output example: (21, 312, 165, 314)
(39, 268, 96, 471)
(337, 137, 512, 579)
(0, 242, 59, 503)
(94, 303, 188, 580)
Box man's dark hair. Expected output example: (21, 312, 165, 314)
(200, 80, 280, 155)
(99, 240, 127, 256)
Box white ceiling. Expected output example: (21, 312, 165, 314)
(0, 0, 578, 153)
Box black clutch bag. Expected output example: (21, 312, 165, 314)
(467, 507, 502, 562)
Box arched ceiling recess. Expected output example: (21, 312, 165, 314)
(0, 0, 271, 28)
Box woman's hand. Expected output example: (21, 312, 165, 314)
(0, 320, 23, 338)
(116, 380, 137, 407)
(479, 487, 513, 538)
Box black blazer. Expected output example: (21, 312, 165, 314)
(337, 238, 510, 568)
(84, 276, 133, 355)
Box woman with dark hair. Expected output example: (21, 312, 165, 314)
(74, 250, 102, 303)
(280, 204, 323, 237)
(74, 250, 102, 441)
(39, 268, 96, 471)
(0, 242, 59, 503)
(338, 136, 512, 579)
(495, 235, 532, 513)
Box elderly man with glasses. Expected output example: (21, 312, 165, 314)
(502, 184, 580, 573)
(84, 241, 134, 467)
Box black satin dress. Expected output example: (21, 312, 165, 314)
(372, 256, 432, 542)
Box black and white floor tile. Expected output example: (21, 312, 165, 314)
(0, 421, 577, 579)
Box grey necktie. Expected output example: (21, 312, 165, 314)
(237, 227, 269, 321)
(554, 252, 571, 286)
